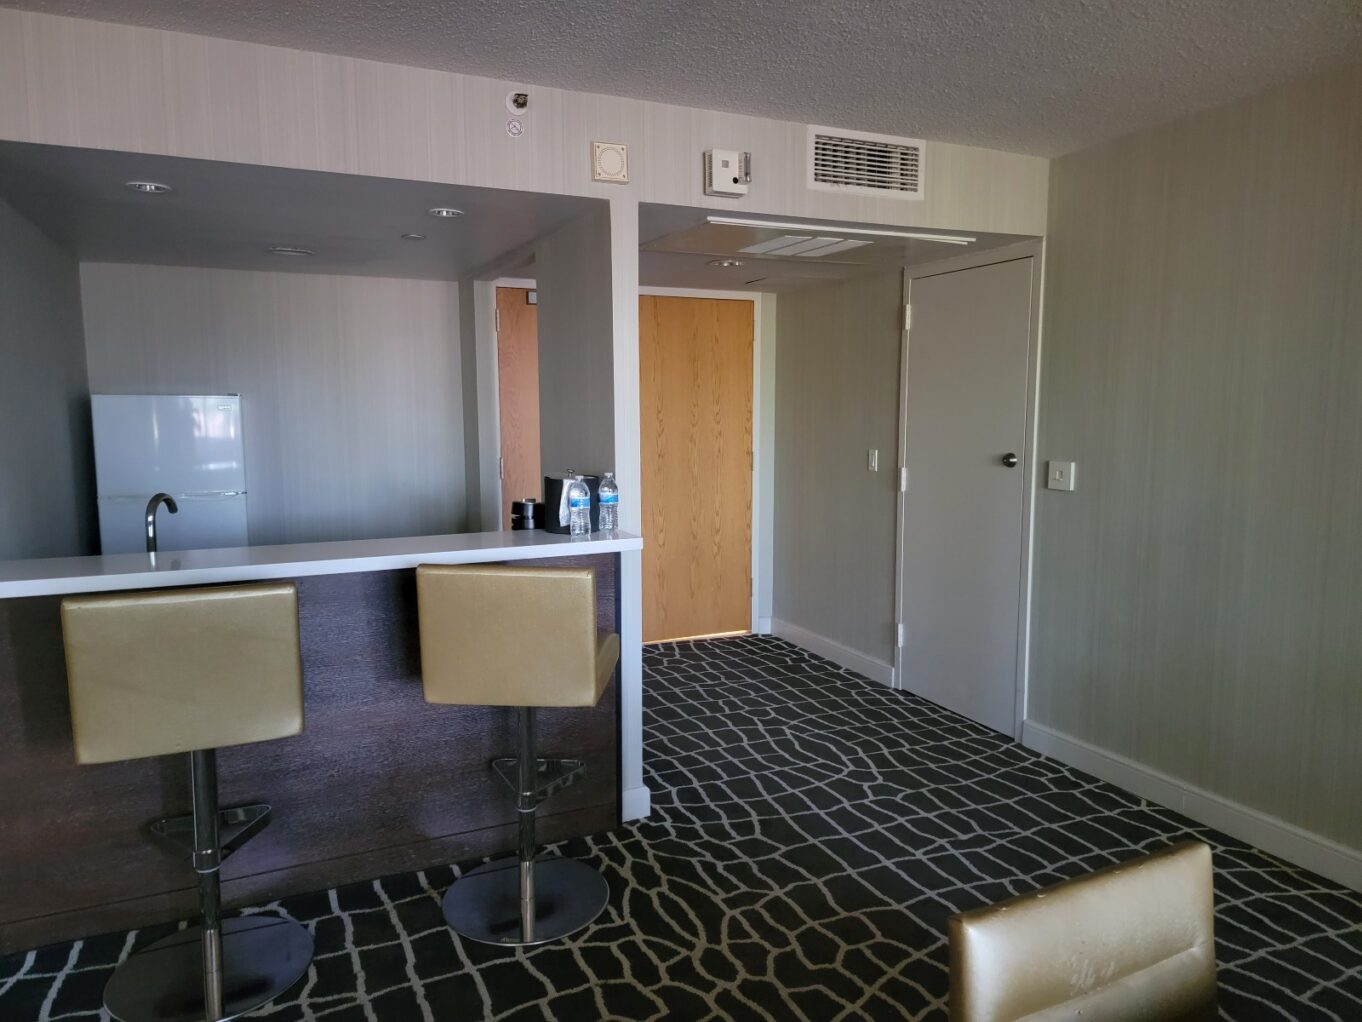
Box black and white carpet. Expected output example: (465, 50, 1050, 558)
(3, 635, 1361, 1020)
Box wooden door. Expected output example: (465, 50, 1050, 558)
(899, 258, 1033, 734)
(639, 295, 753, 642)
(496, 287, 540, 528)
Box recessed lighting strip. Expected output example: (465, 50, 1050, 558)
(707, 216, 975, 245)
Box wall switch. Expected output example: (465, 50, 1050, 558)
(868, 448, 879, 472)
(1047, 460, 1077, 491)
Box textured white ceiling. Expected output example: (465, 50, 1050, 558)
(5, 1, 1360, 156)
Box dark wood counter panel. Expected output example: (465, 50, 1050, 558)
(0, 553, 619, 952)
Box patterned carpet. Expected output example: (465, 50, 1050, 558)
(3, 634, 1361, 1020)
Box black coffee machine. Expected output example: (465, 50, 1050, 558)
(509, 498, 546, 530)
(542, 472, 601, 534)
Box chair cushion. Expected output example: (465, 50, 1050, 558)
(61, 582, 304, 765)
(416, 564, 618, 708)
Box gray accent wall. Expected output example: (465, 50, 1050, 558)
(0, 198, 96, 560)
(773, 270, 903, 665)
(80, 262, 467, 546)
(1032, 64, 1362, 850)
(535, 206, 616, 477)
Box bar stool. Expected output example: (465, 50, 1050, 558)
(416, 563, 620, 946)
(61, 582, 314, 1022)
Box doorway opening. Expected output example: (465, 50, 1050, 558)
(638, 203, 1041, 736)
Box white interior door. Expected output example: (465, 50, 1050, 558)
(898, 257, 1034, 735)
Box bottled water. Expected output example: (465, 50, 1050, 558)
(598, 472, 619, 534)
(567, 475, 592, 537)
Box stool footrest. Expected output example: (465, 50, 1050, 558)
(491, 757, 585, 803)
(148, 803, 272, 865)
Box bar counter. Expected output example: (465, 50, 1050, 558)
(0, 530, 642, 951)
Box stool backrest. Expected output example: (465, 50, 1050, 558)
(61, 582, 304, 765)
(416, 564, 610, 707)
(948, 841, 1217, 1022)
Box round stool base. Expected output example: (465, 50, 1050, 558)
(443, 856, 609, 947)
(104, 915, 313, 1022)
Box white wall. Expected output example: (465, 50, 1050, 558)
(1030, 63, 1362, 887)
(0, 11, 1048, 238)
(0, 198, 96, 560)
(80, 263, 466, 546)
(772, 270, 904, 671)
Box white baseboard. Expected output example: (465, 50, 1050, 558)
(621, 784, 651, 822)
(771, 619, 895, 687)
(1022, 720, 1362, 893)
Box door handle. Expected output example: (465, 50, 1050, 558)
(1000, 452, 1019, 468)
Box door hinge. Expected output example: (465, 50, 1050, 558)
(495, 308, 501, 333)
(498, 456, 504, 480)
(899, 466, 909, 492)
(903, 303, 912, 331)
(896, 622, 905, 648)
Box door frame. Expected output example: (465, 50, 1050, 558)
(478, 276, 539, 530)
(637, 286, 774, 636)
(893, 239, 1045, 739)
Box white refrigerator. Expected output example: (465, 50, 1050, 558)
(92, 394, 250, 554)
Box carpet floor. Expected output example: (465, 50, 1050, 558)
(3, 635, 1360, 1020)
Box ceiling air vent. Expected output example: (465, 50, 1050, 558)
(808, 125, 924, 200)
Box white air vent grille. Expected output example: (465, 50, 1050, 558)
(808, 125, 924, 200)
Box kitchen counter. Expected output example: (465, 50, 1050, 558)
(0, 529, 642, 598)
(0, 529, 642, 951)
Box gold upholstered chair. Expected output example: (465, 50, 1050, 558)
(416, 563, 620, 947)
(948, 841, 1218, 1022)
(61, 582, 314, 1022)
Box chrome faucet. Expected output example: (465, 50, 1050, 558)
(145, 492, 179, 555)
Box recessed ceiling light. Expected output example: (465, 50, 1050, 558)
(400, 233, 427, 241)
(427, 207, 465, 219)
(708, 258, 744, 268)
(267, 245, 315, 256)
(125, 181, 173, 194)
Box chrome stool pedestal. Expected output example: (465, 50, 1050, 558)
(442, 708, 608, 946)
(105, 917, 312, 1022)
(415, 564, 620, 950)
(104, 750, 313, 1022)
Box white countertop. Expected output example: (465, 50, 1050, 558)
(0, 530, 643, 598)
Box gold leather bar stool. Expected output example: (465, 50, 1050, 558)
(948, 841, 1218, 1022)
(61, 583, 314, 1022)
(416, 563, 620, 946)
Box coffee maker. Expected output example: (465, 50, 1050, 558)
(542, 472, 601, 534)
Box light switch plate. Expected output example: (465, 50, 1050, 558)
(1047, 460, 1077, 491)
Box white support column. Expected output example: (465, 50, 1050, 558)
(610, 197, 649, 821)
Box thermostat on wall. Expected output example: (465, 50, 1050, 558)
(592, 141, 630, 184)
(704, 149, 751, 196)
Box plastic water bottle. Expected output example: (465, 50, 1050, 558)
(567, 475, 592, 537)
(598, 472, 619, 534)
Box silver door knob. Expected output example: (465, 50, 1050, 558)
(1000, 452, 1019, 467)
